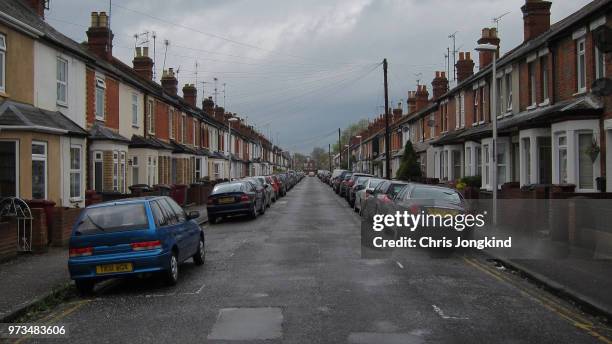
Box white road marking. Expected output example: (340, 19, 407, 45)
(396, 261, 404, 269)
(432, 305, 469, 320)
(195, 283, 206, 294)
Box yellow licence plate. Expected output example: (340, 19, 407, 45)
(218, 197, 235, 204)
(96, 263, 133, 274)
(427, 208, 459, 217)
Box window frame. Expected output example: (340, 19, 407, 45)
(69, 144, 82, 200)
(0, 33, 6, 93)
(132, 155, 139, 186)
(95, 77, 106, 120)
(131, 93, 139, 127)
(169, 109, 175, 139)
(557, 134, 568, 184)
(577, 38, 587, 93)
(92, 151, 103, 192)
(595, 45, 606, 80)
(505, 72, 512, 111)
(31, 141, 48, 200)
(56, 57, 68, 106)
(147, 99, 155, 134)
(528, 62, 536, 106)
(540, 56, 549, 103)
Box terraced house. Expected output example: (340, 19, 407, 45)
(351, 0, 610, 195)
(0, 0, 289, 211)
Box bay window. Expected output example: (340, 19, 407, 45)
(93, 151, 103, 192)
(558, 135, 568, 184)
(578, 133, 594, 189)
(70, 145, 82, 199)
(0, 140, 18, 197)
(113, 152, 119, 191)
(132, 156, 139, 186)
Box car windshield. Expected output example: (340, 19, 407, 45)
(388, 183, 407, 197)
(411, 187, 462, 204)
(356, 177, 369, 185)
(75, 203, 149, 235)
(368, 179, 383, 189)
(212, 183, 243, 194)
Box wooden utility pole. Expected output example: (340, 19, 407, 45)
(328, 144, 332, 171)
(383, 58, 390, 180)
(338, 128, 342, 168)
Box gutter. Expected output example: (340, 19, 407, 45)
(0, 125, 67, 134)
(0, 10, 43, 38)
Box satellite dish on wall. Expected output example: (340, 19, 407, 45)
(427, 119, 436, 127)
(593, 25, 612, 53)
(592, 78, 612, 97)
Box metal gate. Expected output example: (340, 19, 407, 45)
(0, 197, 33, 252)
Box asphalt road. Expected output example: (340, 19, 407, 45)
(20, 177, 612, 344)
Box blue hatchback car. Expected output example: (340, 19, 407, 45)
(68, 196, 205, 294)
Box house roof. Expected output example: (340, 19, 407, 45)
(89, 121, 130, 142)
(0, 99, 87, 136)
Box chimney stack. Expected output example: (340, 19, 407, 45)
(415, 85, 430, 112)
(202, 97, 214, 116)
(161, 68, 178, 96)
(407, 91, 417, 114)
(133, 47, 154, 81)
(22, 0, 46, 18)
(182, 84, 197, 107)
(456, 52, 475, 83)
(477, 28, 501, 69)
(214, 106, 225, 121)
(86, 12, 114, 61)
(521, 0, 552, 42)
(431, 71, 449, 99)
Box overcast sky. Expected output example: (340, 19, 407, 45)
(47, 0, 591, 154)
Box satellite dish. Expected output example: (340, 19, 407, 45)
(427, 119, 436, 127)
(592, 78, 612, 97)
(592, 25, 612, 53)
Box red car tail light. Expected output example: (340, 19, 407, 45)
(131, 240, 162, 251)
(347, 180, 355, 187)
(207, 197, 214, 205)
(240, 194, 250, 202)
(69, 247, 93, 257)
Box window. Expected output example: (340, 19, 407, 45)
(497, 142, 507, 186)
(214, 162, 221, 179)
(131, 93, 138, 127)
(528, 62, 536, 106)
(523, 138, 531, 184)
(57, 57, 68, 105)
(505, 73, 512, 111)
(0, 141, 18, 197)
(483, 144, 490, 186)
(147, 156, 156, 186)
(452, 150, 461, 180)
(496, 77, 504, 116)
(113, 152, 119, 192)
(455, 97, 460, 129)
(460, 92, 465, 127)
(93, 151, 103, 192)
(480, 86, 486, 122)
(120, 152, 126, 192)
(70, 145, 81, 199)
(473, 89, 479, 124)
(95, 78, 106, 120)
(541, 57, 549, 101)
(595, 46, 606, 79)
(558, 135, 568, 184)
(195, 158, 201, 181)
(169, 109, 174, 139)
(578, 133, 594, 189)
(181, 115, 186, 143)
(465, 147, 472, 176)
(475, 146, 482, 177)
(0, 34, 5, 92)
(32, 142, 47, 200)
(193, 119, 197, 145)
(577, 38, 586, 92)
(132, 156, 139, 186)
(147, 99, 155, 134)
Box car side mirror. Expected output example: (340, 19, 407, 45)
(366, 189, 373, 195)
(187, 211, 200, 220)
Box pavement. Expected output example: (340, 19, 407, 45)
(1, 177, 611, 343)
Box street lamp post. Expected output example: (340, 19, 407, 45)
(476, 43, 498, 225)
(356, 135, 362, 172)
(227, 117, 238, 179)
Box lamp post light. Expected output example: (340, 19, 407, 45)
(356, 135, 362, 172)
(227, 117, 238, 179)
(475, 43, 498, 225)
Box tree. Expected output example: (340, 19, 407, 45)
(332, 119, 369, 154)
(292, 153, 308, 171)
(396, 141, 422, 181)
(310, 147, 329, 170)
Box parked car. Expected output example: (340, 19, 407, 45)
(360, 180, 410, 220)
(274, 174, 287, 196)
(265, 175, 280, 201)
(251, 176, 274, 207)
(330, 169, 347, 188)
(207, 181, 265, 223)
(338, 172, 353, 196)
(354, 178, 384, 214)
(345, 173, 373, 205)
(68, 196, 204, 294)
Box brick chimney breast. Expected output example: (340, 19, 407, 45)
(521, 0, 552, 42)
(202, 97, 214, 116)
(86, 12, 114, 61)
(133, 47, 154, 81)
(22, 0, 46, 18)
(161, 68, 178, 96)
(456, 51, 475, 83)
(407, 91, 417, 114)
(432, 71, 449, 99)
(415, 85, 429, 112)
(477, 27, 501, 69)
(182, 84, 197, 107)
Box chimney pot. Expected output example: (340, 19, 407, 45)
(86, 11, 114, 60)
(477, 27, 501, 69)
(143, 47, 149, 57)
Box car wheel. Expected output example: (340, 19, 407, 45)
(250, 202, 258, 219)
(75, 279, 95, 296)
(193, 236, 205, 266)
(260, 200, 266, 214)
(165, 252, 179, 286)
(208, 215, 217, 224)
